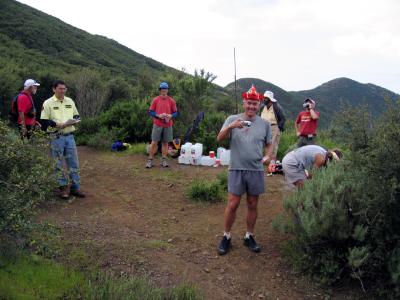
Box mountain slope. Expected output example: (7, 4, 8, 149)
(0, 0, 172, 78)
(226, 77, 400, 127)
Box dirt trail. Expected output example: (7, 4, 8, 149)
(39, 147, 350, 300)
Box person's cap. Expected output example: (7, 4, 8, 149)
(304, 98, 316, 105)
(264, 90, 277, 102)
(242, 85, 264, 101)
(24, 79, 40, 88)
(159, 82, 169, 90)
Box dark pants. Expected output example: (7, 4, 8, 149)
(18, 124, 33, 140)
(297, 135, 316, 147)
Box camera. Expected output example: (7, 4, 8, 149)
(242, 120, 252, 127)
(303, 103, 310, 109)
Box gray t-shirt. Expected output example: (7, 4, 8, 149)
(287, 145, 327, 170)
(222, 114, 272, 171)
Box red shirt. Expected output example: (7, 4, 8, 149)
(295, 110, 320, 136)
(149, 96, 177, 128)
(17, 91, 36, 126)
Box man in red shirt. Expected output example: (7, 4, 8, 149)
(17, 79, 41, 139)
(295, 98, 320, 147)
(146, 82, 178, 168)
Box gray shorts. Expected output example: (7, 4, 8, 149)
(228, 170, 265, 196)
(151, 125, 173, 142)
(282, 152, 307, 184)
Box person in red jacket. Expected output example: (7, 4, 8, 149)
(17, 79, 41, 139)
(295, 98, 320, 147)
(146, 82, 178, 168)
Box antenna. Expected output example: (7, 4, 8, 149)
(234, 47, 238, 114)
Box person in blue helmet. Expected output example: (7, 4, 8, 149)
(146, 82, 178, 168)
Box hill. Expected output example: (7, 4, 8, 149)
(226, 77, 400, 127)
(0, 0, 184, 116)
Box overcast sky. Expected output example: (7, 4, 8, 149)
(18, 0, 400, 93)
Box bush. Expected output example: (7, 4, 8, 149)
(275, 101, 400, 298)
(0, 122, 54, 240)
(187, 179, 225, 203)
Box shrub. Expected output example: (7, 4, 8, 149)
(0, 122, 54, 240)
(187, 179, 225, 203)
(275, 101, 400, 298)
(216, 171, 228, 191)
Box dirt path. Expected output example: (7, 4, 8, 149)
(39, 147, 350, 300)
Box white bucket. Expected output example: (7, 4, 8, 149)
(220, 150, 230, 166)
(178, 155, 191, 165)
(200, 156, 215, 167)
(217, 147, 226, 159)
(191, 143, 203, 158)
(190, 156, 202, 165)
(180, 143, 192, 158)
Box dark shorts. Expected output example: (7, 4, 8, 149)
(297, 135, 316, 147)
(151, 125, 173, 142)
(228, 170, 265, 196)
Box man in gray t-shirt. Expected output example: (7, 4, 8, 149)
(217, 85, 272, 255)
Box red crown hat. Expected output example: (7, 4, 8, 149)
(242, 85, 264, 101)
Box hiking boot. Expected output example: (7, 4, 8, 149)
(146, 159, 153, 168)
(59, 186, 69, 200)
(217, 236, 231, 255)
(70, 189, 86, 198)
(161, 157, 169, 168)
(243, 235, 261, 253)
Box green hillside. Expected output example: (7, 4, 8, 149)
(0, 0, 181, 116)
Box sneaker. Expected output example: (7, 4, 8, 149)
(146, 159, 153, 168)
(161, 158, 169, 168)
(217, 236, 231, 255)
(59, 186, 69, 200)
(243, 235, 261, 253)
(70, 189, 86, 198)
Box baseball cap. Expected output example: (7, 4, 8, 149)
(264, 91, 277, 102)
(159, 82, 169, 89)
(24, 79, 40, 88)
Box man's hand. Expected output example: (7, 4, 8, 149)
(56, 122, 67, 129)
(296, 131, 301, 137)
(228, 118, 244, 130)
(262, 155, 271, 165)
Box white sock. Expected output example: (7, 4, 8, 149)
(245, 232, 253, 239)
(223, 232, 231, 240)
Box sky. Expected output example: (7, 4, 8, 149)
(18, 0, 400, 93)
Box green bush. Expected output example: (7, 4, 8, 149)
(187, 179, 225, 203)
(275, 102, 400, 298)
(0, 122, 54, 239)
(216, 171, 228, 191)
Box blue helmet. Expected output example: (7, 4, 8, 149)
(159, 82, 169, 90)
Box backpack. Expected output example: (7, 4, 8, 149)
(9, 94, 21, 123)
(8, 93, 36, 124)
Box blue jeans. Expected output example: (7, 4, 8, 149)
(50, 134, 81, 190)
